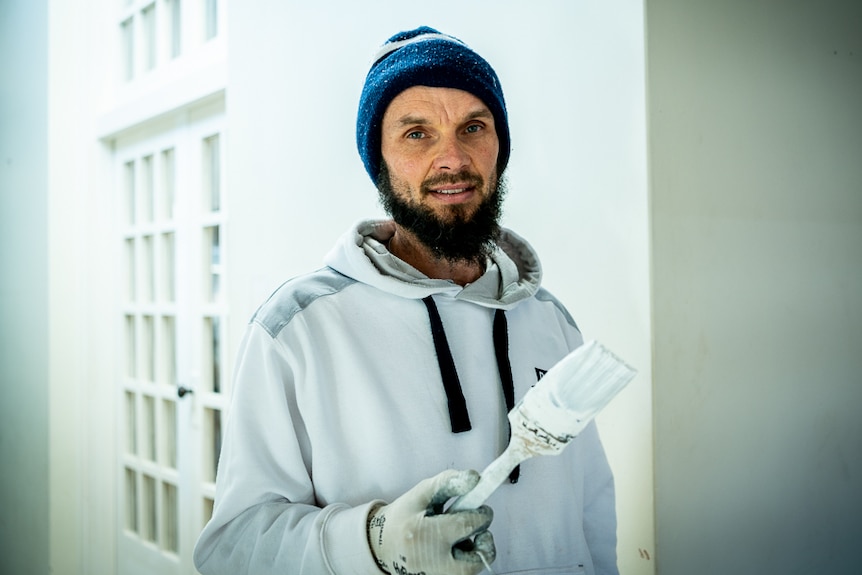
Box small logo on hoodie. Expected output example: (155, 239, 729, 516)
(535, 367, 548, 381)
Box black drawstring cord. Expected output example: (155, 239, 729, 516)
(422, 296, 472, 433)
(493, 309, 520, 484)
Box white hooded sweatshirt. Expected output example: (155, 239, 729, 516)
(193, 220, 618, 575)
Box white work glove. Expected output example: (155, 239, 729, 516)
(367, 469, 496, 575)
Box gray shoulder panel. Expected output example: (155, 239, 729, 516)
(534, 287, 581, 333)
(253, 267, 356, 338)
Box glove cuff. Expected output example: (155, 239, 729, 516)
(319, 501, 385, 575)
(366, 502, 389, 573)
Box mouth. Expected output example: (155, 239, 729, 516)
(421, 172, 485, 205)
(430, 184, 473, 195)
(426, 184, 476, 205)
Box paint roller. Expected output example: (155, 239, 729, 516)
(447, 340, 636, 512)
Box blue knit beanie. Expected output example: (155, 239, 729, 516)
(357, 26, 510, 184)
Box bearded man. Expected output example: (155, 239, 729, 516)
(194, 26, 619, 575)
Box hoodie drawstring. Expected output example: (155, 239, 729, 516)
(423, 296, 472, 433)
(422, 296, 521, 483)
(493, 308, 520, 483)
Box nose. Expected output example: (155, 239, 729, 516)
(432, 133, 470, 171)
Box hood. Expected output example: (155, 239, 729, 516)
(323, 219, 542, 310)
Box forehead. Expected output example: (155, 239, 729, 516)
(382, 86, 492, 125)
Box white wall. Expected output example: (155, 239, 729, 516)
(228, 1, 653, 572)
(648, 1, 862, 573)
(0, 1, 51, 574)
(2, 2, 118, 574)
(46, 1, 118, 574)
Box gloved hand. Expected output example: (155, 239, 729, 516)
(367, 469, 496, 575)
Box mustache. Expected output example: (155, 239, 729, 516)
(420, 171, 484, 194)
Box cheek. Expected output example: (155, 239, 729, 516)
(384, 152, 423, 182)
(464, 137, 499, 175)
(401, 159, 423, 178)
(482, 140, 500, 169)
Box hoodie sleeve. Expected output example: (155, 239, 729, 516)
(192, 322, 381, 575)
(580, 421, 620, 575)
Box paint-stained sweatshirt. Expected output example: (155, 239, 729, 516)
(193, 219, 619, 575)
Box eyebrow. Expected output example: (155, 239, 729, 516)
(393, 108, 494, 127)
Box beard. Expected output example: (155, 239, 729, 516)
(376, 162, 507, 266)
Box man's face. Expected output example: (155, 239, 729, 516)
(379, 86, 504, 263)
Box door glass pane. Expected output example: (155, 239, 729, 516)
(202, 497, 214, 531)
(142, 315, 155, 382)
(141, 4, 156, 72)
(203, 135, 220, 212)
(204, 0, 217, 40)
(121, 17, 134, 81)
(142, 154, 154, 221)
(125, 468, 138, 532)
(203, 226, 220, 302)
(160, 148, 176, 220)
(168, 0, 181, 58)
(125, 391, 137, 455)
(161, 233, 175, 302)
(159, 315, 176, 385)
(142, 474, 157, 542)
(211, 316, 221, 392)
(203, 408, 221, 483)
(162, 481, 179, 552)
(143, 395, 156, 461)
(125, 315, 136, 378)
(201, 316, 221, 393)
(161, 399, 177, 469)
(124, 160, 136, 224)
(125, 238, 136, 302)
(143, 235, 155, 303)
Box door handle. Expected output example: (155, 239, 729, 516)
(177, 385, 194, 398)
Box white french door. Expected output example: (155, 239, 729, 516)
(116, 100, 228, 575)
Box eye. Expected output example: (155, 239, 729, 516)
(465, 123, 484, 134)
(406, 130, 426, 139)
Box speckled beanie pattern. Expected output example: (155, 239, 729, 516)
(356, 26, 510, 184)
